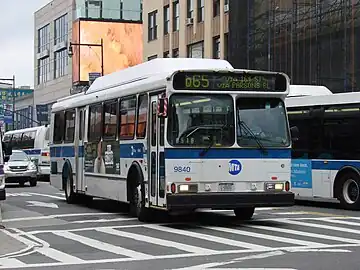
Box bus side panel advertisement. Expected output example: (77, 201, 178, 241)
(84, 141, 120, 174)
(291, 159, 312, 188)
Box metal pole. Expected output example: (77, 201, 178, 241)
(100, 38, 104, 76)
(12, 75, 15, 130)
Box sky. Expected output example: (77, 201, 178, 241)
(0, 0, 51, 89)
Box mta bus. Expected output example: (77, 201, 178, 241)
(49, 58, 295, 221)
(286, 85, 360, 210)
(3, 126, 50, 180)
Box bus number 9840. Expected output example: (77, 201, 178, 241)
(173, 166, 191, 173)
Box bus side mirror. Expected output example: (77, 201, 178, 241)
(290, 126, 299, 141)
(158, 97, 168, 118)
(4, 155, 9, 163)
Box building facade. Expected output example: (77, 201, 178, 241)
(142, 0, 229, 61)
(34, 0, 143, 123)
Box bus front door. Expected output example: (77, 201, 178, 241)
(75, 107, 86, 192)
(149, 94, 166, 208)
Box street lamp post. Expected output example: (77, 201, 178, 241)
(68, 38, 104, 76)
(0, 75, 16, 130)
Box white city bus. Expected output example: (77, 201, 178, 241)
(3, 126, 50, 180)
(49, 58, 295, 221)
(286, 85, 360, 209)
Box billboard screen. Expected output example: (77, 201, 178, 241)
(72, 20, 143, 83)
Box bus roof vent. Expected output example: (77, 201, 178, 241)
(85, 58, 234, 95)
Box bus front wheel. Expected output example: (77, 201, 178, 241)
(130, 182, 150, 222)
(234, 207, 255, 220)
(64, 173, 77, 204)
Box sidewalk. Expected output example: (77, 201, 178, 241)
(0, 203, 28, 257)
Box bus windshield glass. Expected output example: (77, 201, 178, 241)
(236, 98, 290, 148)
(167, 94, 235, 147)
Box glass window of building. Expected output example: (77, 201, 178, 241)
(188, 42, 204, 58)
(54, 14, 68, 45)
(164, 5, 170, 35)
(38, 57, 51, 85)
(148, 10, 157, 41)
(213, 0, 220, 17)
(54, 49, 68, 78)
(173, 0, 179, 31)
(38, 24, 50, 53)
(213, 36, 220, 59)
(173, 48, 179, 58)
(187, 0, 193, 18)
(121, 0, 142, 21)
(197, 0, 204, 22)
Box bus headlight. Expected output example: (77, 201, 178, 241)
(178, 184, 198, 193)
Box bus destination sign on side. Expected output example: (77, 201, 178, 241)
(172, 71, 288, 92)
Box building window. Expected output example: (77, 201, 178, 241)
(85, 0, 103, 18)
(164, 5, 170, 35)
(213, 36, 220, 59)
(148, 55, 157, 61)
(197, 0, 204, 22)
(172, 48, 179, 58)
(188, 42, 204, 58)
(213, 0, 220, 17)
(54, 14, 68, 45)
(148, 10, 157, 41)
(54, 49, 68, 78)
(163, 51, 170, 58)
(38, 24, 50, 53)
(187, 0, 193, 18)
(173, 0, 179, 31)
(38, 57, 50, 84)
(224, 33, 229, 60)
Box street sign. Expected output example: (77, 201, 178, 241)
(0, 89, 33, 103)
(89, 72, 101, 85)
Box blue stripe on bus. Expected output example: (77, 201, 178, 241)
(23, 149, 42, 155)
(311, 160, 360, 170)
(164, 148, 291, 159)
(50, 145, 84, 158)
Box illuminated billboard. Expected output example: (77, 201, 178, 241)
(72, 20, 143, 83)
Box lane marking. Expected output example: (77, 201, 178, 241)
(165, 250, 285, 270)
(287, 248, 351, 253)
(36, 248, 84, 264)
(72, 218, 136, 224)
(145, 224, 271, 251)
(53, 231, 153, 259)
(0, 243, 358, 269)
(6, 193, 32, 197)
(206, 226, 328, 248)
(2, 212, 120, 223)
(0, 258, 26, 267)
(26, 193, 66, 200)
(97, 227, 214, 254)
(247, 224, 360, 244)
(278, 219, 360, 235)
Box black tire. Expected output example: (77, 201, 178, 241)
(64, 172, 78, 204)
(234, 207, 255, 220)
(19, 181, 25, 187)
(30, 179, 37, 187)
(130, 181, 150, 222)
(338, 171, 360, 210)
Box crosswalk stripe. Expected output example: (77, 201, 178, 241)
(53, 231, 153, 259)
(278, 219, 360, 235)
(96, 227, 214, 254)
(206, 226, 328, 248)
(321, 218, 360, 227)
(247, 224, 360, 244)
(145, 224, 270, 251)
(36, 247, 84, 263)
(0, 258, 26, 267)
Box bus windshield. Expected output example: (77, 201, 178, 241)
(236, 97, 290, 148)
(167, 94, 235, 147)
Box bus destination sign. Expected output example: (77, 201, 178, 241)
(172, 71, 288, 92)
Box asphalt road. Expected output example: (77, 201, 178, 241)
(1, 182, 360, 270)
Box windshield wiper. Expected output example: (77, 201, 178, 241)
(238, 119, 267, 155)
(199, 123, 228, 157)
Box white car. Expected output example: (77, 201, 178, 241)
(4, 150, 38, 187)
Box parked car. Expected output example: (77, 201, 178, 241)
(4, 150, 37, 187)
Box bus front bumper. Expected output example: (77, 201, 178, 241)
(166, 191, 295, 211)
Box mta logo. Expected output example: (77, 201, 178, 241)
(229, 160, 242, 175)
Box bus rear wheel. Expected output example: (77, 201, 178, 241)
(338, 172, 360, 210)
(234, 207, 255, 220)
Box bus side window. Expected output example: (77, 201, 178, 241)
(88, 104, 103, 142)
(53, 112, 65, 143)
(103, 100, 117, 141)
(64, 110, 76, 143)
(119, 97, 136, 140)
(136, 94, 148, 139)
